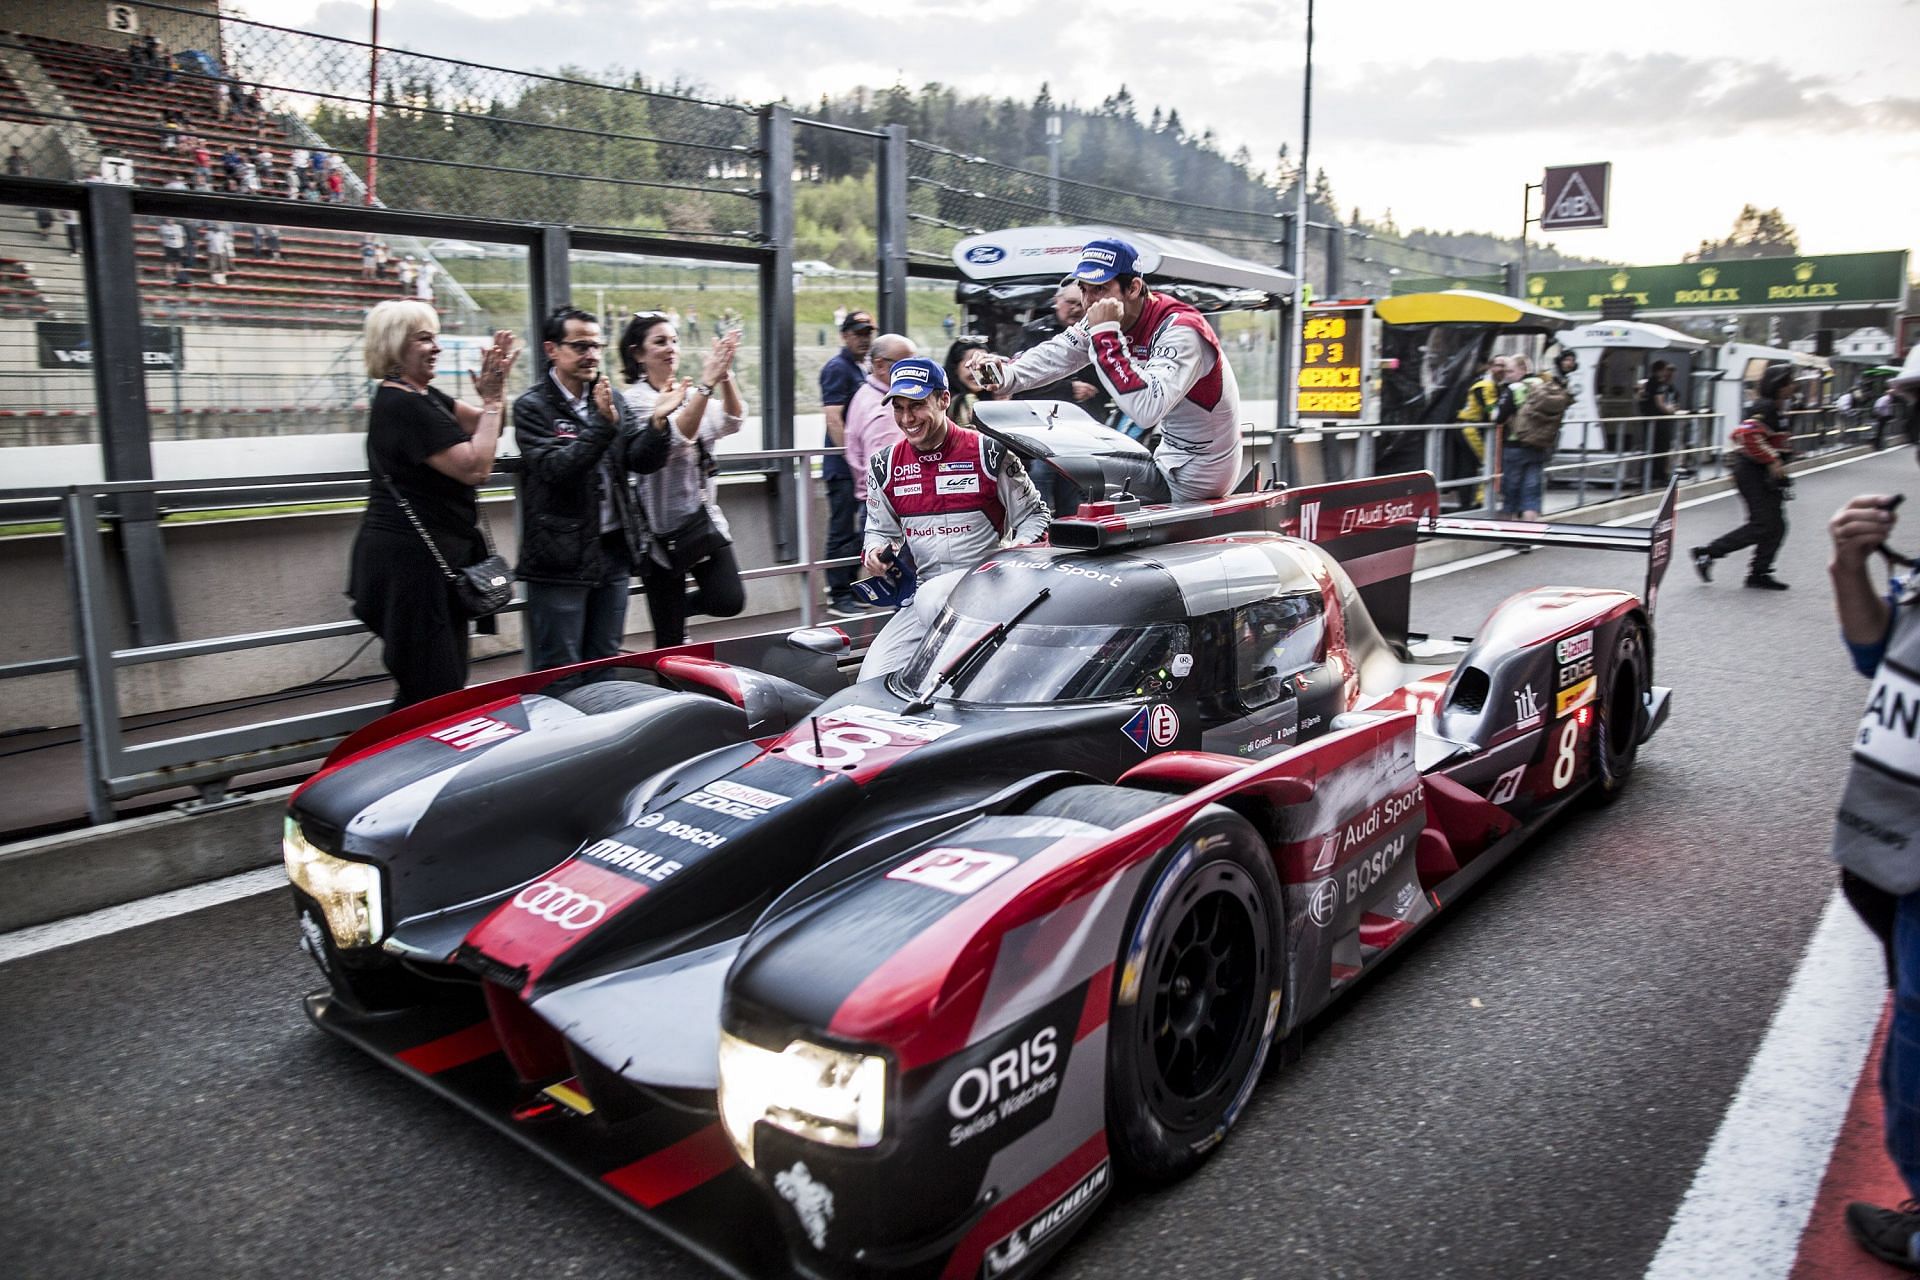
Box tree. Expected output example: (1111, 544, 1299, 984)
(1685, 205, 1801, 261)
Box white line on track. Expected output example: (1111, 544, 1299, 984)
(1642, 891, 1887, 1280)
(0, 866, 285, 965)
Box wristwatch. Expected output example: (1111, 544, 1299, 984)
(693, 383, 713, 397)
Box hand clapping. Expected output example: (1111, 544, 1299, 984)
(474, 329, 519, 400)
(702, 330, 740, 385)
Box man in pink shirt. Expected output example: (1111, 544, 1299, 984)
(845, 333, 914, 503)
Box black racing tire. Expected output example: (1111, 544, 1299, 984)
(1591, 620, 1649, 805)
(1106, 806, 1283, 1182)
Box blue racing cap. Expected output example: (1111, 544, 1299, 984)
(1072, 237, 1139, 284)
(885, 356, 948, 402)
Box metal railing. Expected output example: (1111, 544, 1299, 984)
(14, 446, 858, 823)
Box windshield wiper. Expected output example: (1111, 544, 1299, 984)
(902, 586, 1052, 714)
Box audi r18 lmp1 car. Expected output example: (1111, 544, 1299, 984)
(288, 465, 1677, 1280)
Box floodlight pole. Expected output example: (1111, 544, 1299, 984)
(1518, 181, 1539, 285)
(365, 0, 379, 204)
(1046, 115, 1062, 221)
(1284, 0, 1313, 433)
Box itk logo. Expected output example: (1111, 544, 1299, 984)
(1512, 685, 1543, 730)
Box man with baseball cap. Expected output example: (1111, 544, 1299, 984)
(982, 236, 1244, 502)
(820, 310, 877, 616)
(856, 356, 1050, 680)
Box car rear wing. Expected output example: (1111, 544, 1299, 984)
(1420, 477, 1680, 618)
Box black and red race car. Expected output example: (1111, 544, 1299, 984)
(287, 465, 1677, 1280)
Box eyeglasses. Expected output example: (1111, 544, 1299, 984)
(631, 311, 668, 322)
(557, 340, 604, 353)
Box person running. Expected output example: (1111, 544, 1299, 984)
(1692, 364, 1797, 590)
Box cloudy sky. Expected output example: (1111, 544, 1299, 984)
(241, 0, 1918, 271)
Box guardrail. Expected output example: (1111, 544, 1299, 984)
(1, 411, 1873, 826)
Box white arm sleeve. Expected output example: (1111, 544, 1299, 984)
(996, 325, 1094, 395)
(1088, 320, 1213, 431)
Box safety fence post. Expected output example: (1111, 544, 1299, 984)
(529, 224, 572, 379)
(62, 489, 121, 825)
(84, 180, 176, 646)
(758, 104, 796, 564)
(876, 125, 909, 336)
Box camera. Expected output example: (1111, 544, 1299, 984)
(974, 358, 1002, 390)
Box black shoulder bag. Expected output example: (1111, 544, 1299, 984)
(378, 471, 514, 618)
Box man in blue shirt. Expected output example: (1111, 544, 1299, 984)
(820, 310, 874, 616)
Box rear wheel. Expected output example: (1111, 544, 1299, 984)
(1592, 621, 1649, 804)
(1028, 787, 1284, 1182)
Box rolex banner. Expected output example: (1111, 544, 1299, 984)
(1522, 252, 1907, 316)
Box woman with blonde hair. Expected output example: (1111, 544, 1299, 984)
(348, 300, 518, 708)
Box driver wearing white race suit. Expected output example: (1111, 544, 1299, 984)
(857, 356, 1050, 682)
(987, 236, 1243, 502)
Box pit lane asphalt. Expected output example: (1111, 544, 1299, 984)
(2, 451, 1909, 1280)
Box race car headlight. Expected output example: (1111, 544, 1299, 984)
(282, 816, 385, 949)
(717, 1030, 886, 1168)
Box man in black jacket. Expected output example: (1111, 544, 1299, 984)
(514, 306, 672, 676)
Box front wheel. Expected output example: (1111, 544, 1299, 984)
(1107, 808, 1284, 1181)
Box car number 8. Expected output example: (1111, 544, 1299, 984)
(786, 723, 893, 767)
(1551, 718, 1579, 789)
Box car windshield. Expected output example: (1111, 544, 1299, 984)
(892, 609, 1191, 706)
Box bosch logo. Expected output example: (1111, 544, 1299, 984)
(964, 244, 1006, 264)
(512, 881, 607, 930)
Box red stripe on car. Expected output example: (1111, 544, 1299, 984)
(394, 1020, 501, 1075)
(600, 1124, 736, 1208)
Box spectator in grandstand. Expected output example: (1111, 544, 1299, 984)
(126, 37, 149, 86)
(1691, 363, 1797, 591)
(361, 238, 378, 281)
(398, 256, 419, 295)
(245, 224, 266, 257)
(414, 259, 436, 302)
(241, 160, 260, 195)
(513, 305, 672, 676)
(618, 310, 749, 647)
(287, 166, 304, 200)
(326, 166, 344, 203)
(261, 225, 282, 261)
(63, 210, 79, 257)
(6, 146, 25, 177)
(373, 240, 389, 273)
(845, 332, 913, 513)
(190, 140, 211, 190)
(290, 145, 309, 174)
(349, 301, 519, 709)
(244, 89, 264, 120)
(204, 223, 232, 279)
(310, 149, 329, 176)
(159, 219, 186, 271)
(820, 310, 874, 617)
(160, 109, 183, 153)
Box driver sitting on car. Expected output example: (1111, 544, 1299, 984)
(978, 237, 1245, 502)
(857, 357, 1051, 682)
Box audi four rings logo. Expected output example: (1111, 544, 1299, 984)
(512, 881, 607, 930)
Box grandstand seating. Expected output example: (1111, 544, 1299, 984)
(2, 33, 413, 327)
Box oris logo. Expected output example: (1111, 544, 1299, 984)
(512, 881, 607, 930)
(949, 1026, 1058, 1121)
(964, 244, 1006, 264)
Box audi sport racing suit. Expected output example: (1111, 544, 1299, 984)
(996, 291, 1242, 501)
(858, 422, 1050, 681)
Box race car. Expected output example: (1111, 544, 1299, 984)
(289, 465, 1677, 1280)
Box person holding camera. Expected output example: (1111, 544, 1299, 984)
(514, 306, 672, 676)
(349, 301, 518, 710)
(979, 237, 1243, 502)
(1828, 354, 1920, 1271)
(619, 311, 749, 648)
(1692, 363, 1797, 591)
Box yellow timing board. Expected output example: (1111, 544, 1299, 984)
(1296, 305, 1370, 420)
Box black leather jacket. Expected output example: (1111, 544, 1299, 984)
(513, 375, 670, 585)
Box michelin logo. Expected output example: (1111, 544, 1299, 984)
(981, 1160, 1109, 1276)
